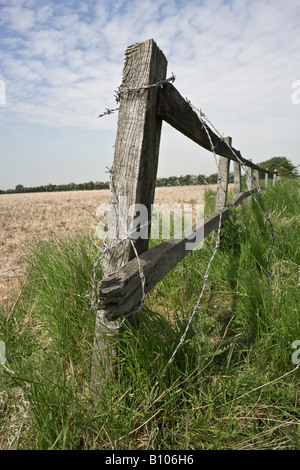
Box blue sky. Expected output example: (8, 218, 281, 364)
(0, 0, 299, 190)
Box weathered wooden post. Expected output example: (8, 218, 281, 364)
(225, 136, 242, 195)
(216, 137, 231, 211)
(265, 168, 269, 188)
(246, 159, 253, 206)
(233, 145, 242, 195)
(273, 170, 278, 186)
(254, 168, 260, 190)
(91, 39, 167, 396)
(246, 159, 253, 191)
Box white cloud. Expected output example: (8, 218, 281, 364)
(0, 0, 299, 189)
(1, 4, 35, 33)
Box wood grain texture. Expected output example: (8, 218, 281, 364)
(103, 39, 167, 276)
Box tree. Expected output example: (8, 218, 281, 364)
(259, 157, 298, 178)
(85, 181, 94, 190)
(197, 174, 207, 185)
(166, 176, 179, 186)
(206, 173, 218, 184)
(15, 184, 24, 192)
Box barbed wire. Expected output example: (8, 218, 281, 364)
(161, 113, 225, 376)
(114, 73, 176, 103)
(98, 74, 176, 118)
(187, 100, 275, 299)
(95, 75, 176, 327)
(91, 166, 157, 331)
(161, 98, 276, 376)
(94, 73, 275, 375)
(98, 107, 119, 118)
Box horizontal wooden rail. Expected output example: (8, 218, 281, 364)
(98, 188, 257, 321)
(157, 83, 275, 175)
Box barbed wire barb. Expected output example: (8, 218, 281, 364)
(98, 107, 119, 118)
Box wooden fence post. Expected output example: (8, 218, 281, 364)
(246, 159, 253, 206)
(91, 39, 167, 396)
(273, 170, 277, 186)
(233, 140, 242, 195)
(225, 136, 242, 196)
(216, 137, 231, 211)
(246, 159, 253, 191)
(265, 168, 269, 187)
(255, 168, 260, 190)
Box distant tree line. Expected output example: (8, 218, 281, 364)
(0, 157, 297, 194)
(155, 173, 228, 187)
(0, 181, 110, 194)
(0, 173, 227, 194)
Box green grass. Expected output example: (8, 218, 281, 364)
(0, 178, 299, 450)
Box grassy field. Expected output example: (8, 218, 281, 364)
(0, 184, 229, 306)
(0, 178, 299, 450)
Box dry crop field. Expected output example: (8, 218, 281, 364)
(0, 184, 230, 305)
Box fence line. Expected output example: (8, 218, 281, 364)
(193, 105, 275, 301)
(91, 39, 279, 393)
